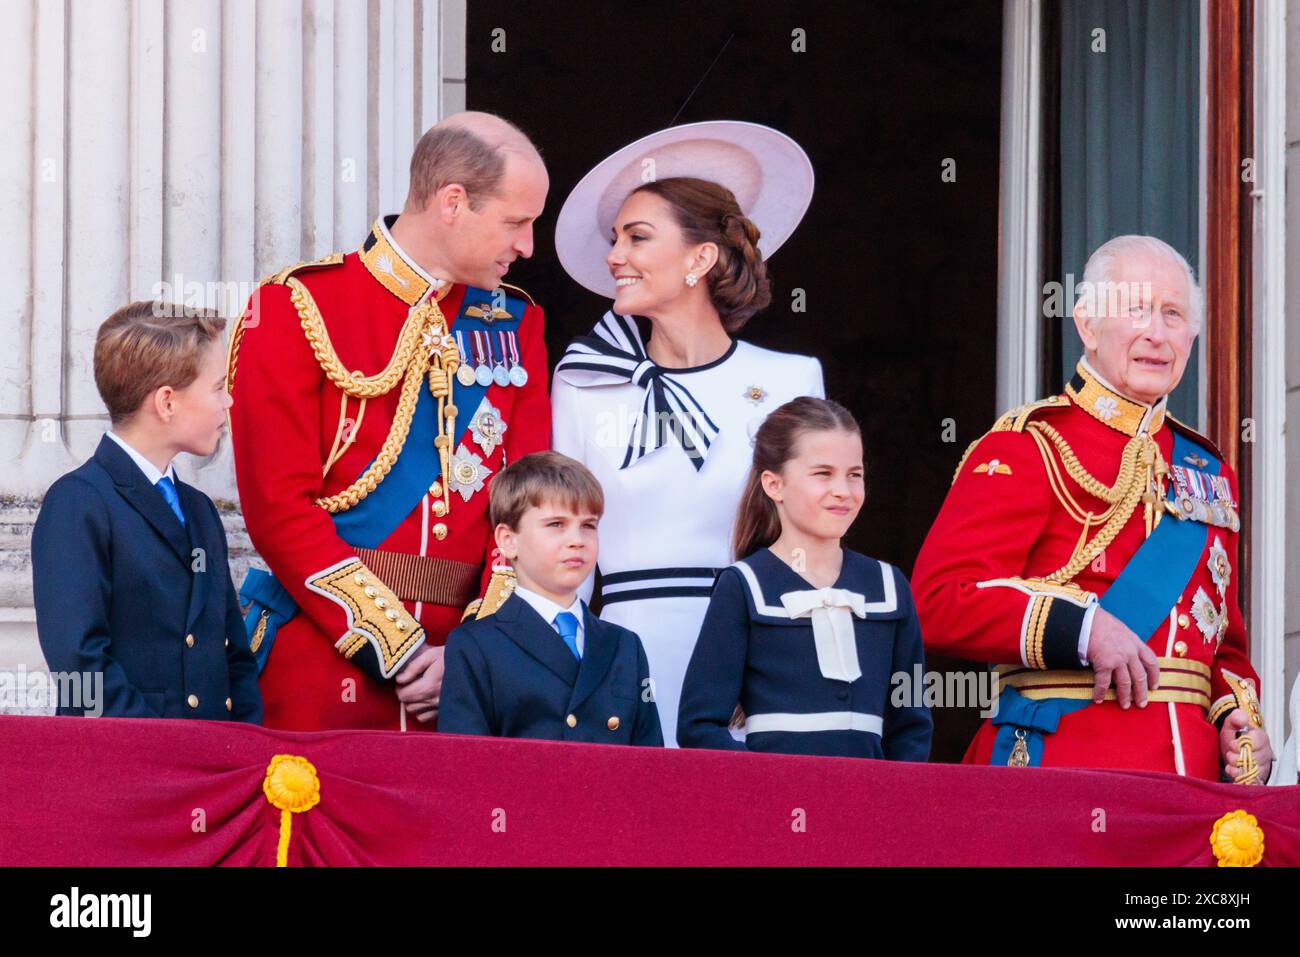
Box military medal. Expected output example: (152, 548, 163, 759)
(1169, 464, 1238, 530)
(469, 398, 508, 457)
(450, 442, 492, 502)
(1008, 728, 1030, 767)
(490, 332, 510, 387)
(505, 330, 528, 387)
(455, 331, 477, 387)
(473, 332, 493, 388)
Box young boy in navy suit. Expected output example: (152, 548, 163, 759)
(440, 452, 662, 745)
(31, 301, 262, 721)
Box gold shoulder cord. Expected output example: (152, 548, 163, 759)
(949, 396, 1072, 485)
(286, 277, 462, 515)
(225, 254, 346, 442)
(1025, 420, 1165, 584)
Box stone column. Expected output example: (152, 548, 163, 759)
(0, 0, 467, 697)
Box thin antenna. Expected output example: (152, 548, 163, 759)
(668, 32, 735, 127)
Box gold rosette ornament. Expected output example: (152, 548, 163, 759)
(1210, 809, 1264, 867)
(263, 754, 322, 867)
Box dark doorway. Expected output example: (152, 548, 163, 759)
(468, 0, 1004, 761)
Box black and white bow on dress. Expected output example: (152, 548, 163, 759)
(555, 312, 722, 471)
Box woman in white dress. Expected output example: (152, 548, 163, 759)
(551, 121, 823, 746)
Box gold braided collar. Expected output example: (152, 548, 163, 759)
(359, 215, 449, 306)
(1065, 358, 1167, 437)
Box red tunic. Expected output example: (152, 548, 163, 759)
(912, 361, 1258, 779)
(229, 218, 551, 731)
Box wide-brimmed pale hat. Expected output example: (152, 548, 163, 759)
(555, 120, 815, 299)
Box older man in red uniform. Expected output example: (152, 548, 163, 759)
(228, 112, 551, 731)
(914, 235, 1273, 782)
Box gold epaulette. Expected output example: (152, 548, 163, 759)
(226, 253, 346, 396)
(266, 251, 346, 287)
(990, 394, 1072, 433)
(462, 567, 518, 621)
(499, 282, 535, 307)
(952, 395, 1071, 483)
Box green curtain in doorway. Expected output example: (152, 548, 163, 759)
(1059, 0, 1200, 424)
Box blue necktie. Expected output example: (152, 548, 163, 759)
(553, 611, 581, 660)
(155, 475, 186, 527)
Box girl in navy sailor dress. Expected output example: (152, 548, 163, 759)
(678, 397, 933, 759)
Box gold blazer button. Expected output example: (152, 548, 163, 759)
(565, 714, 577, 728)
(607, 716, 620, 731)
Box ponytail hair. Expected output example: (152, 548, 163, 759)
(731, 396, 863, 561)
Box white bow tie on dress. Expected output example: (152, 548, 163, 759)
(779, 587, 867, 682)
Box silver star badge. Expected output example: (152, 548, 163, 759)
(469, 398, 508, 458)
(1208, 535, 1231, 598)
(1190, 587, 1227, 649)
(450, 443, 492, 502)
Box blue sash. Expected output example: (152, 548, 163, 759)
(990, 428, 1220, 765)
(239, 285, 527, 671)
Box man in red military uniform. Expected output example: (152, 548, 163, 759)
(913, 235, 1274, 782)
(228, 112, 551, 731)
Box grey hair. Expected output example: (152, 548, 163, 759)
(1075, 234, 1204, 335)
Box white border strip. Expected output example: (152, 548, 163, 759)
(601, 576, 716, 595)
(732, 560, 898, 616)
(1251, 0, 1288, 748)
(996, 0, 1043, 411)
(745, 711, 884, 736)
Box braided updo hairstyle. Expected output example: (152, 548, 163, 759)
(630, 176, 772, 332)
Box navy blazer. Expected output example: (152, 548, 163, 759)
(678, 547, 932, 760)
(440, 592, 662, 746)
(31, 435, 262, 722)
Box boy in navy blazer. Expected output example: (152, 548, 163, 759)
(440, 452, 662, 745)
(31, 301, 262, 722)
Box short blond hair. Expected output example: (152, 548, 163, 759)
(94, 301, 225, 424)
(489, 451, 604, 530)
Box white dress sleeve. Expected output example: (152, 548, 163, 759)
(807, 355, 826, 399)
(551, 369, 585, 462)
(550, 373, 597, 605)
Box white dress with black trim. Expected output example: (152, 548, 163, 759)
(551, 312, 825, 746)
